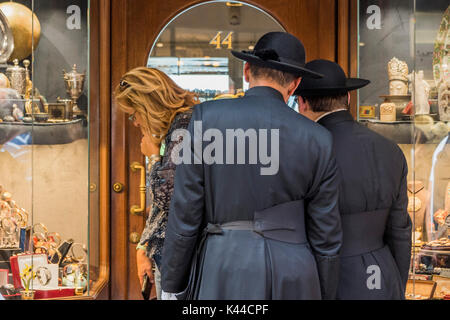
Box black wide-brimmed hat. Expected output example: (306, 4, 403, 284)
(231, 32, 323, 79)
(295, 59, 370, 97)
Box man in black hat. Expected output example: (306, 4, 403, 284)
(295, 59, 412, 299)
(161, 33, 342, 299)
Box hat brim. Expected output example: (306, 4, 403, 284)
(231, 51, 323, 79)
(295, 78, 371, 96)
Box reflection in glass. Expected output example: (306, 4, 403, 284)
(148, 1, 284, 101)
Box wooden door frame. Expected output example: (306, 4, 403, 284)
(110, 0, 354, 299)
(110, 0, 131, 300)
(87, 0, 111, 300)
(337, 0, 359, 117)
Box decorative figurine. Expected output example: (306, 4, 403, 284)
(379, 100, 396, 122)
(437, 63, 450, 121)
(19, 264, 36, 300)
(378, 58, 411, 120)
(23, 59, 32, 100)
(388, 57, 409, 95)
(409, 70, 431, 115)
(2, 115, 14, 122)
(12, 104, 23, 121)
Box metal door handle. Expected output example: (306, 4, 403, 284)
(130, 161, 146, 215)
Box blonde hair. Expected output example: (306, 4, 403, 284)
(115, 67, 198, 144)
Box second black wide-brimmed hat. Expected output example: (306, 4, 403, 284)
(231, 32, 323, 79)
(295, 59, 370, 97)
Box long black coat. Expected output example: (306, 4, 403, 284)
(318, 111, 412, 300)
(161, 86, 342, 300)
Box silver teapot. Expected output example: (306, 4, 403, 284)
(63, 64, 85, 114)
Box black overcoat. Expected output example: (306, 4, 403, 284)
(161, 86, 342, 300)
(318, 111, 412, 300)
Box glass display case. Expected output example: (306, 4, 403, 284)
(358, 0, 450, 300)
(0, 0, 102, 300)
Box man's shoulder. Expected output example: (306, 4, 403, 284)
(360, 123, 402, 151)
(191, 97, 246, 114)
(337, 120, 405, 161)
(196, 96, 331, 135)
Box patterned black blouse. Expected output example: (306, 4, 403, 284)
(139, 111, 193, 266)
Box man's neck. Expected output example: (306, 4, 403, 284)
(249, 80, 289, 102)
(304, 111, 326, 122)
(303, 108, 348, 122)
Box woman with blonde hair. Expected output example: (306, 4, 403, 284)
(115, 67, 198, 299)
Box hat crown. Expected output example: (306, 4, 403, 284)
(302, 60, 347, 88)
(253, 32, 306, 67)
(294, 59, 370, 96)
(231, 32, 323, 78)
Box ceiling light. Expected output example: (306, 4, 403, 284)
(226, 2, 243, 7)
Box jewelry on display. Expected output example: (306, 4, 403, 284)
(36, 266, 51, 286)
(33, 232, 47, 243)
(1, 192, 12, 202)
(70, 243, 87, 263)
(34, 246, 49, 255)
(62, 263, 88, 289)
(46, 232, 62, 246)
(32, 223, 48, 235)
(52, 248, 63, 265)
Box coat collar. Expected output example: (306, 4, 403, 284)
(245, 86, 285, 102)
(317, 110, 354, 127)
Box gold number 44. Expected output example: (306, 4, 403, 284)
(210, 31, 233, 49)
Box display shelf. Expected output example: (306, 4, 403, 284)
(0, 119, 86, 145)
(360, 120, 414, 145)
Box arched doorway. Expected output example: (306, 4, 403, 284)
(147, 1, 285, 101)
